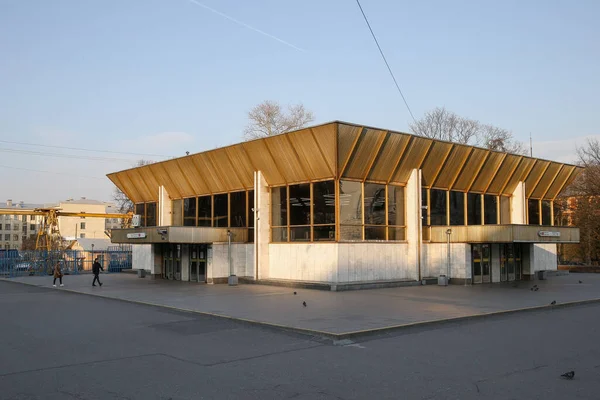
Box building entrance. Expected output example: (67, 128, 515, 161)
(163, 244, 181, 280)
(500, 243, 522, 282)
(189, 244, 208, 283)
(472, 244, 491, 284)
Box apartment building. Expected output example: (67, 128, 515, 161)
(0, 200, 44, 250)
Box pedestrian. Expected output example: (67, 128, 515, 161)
(53, 262, 63, 287)
(92, 257, 103, 287)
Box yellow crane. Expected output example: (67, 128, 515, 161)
(0, 208, 132, 251)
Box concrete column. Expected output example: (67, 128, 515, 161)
(151, 244, 163, 278)
(511, 182, 526, 224)
(254, 171, 270, 280)
(181, 244, 190, 281)
(158, 186, 172, 226)
(491, 244, 500, 283)
(405, 168, 421, 281)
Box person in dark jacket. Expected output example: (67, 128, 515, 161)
(92, 257, 103, 287)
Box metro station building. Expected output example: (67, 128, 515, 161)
(109, 122, 581, 288)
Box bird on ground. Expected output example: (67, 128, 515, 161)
(302, 301, 307, 307)
(533, 284, 538, 288)
(551, 300, 556, 305)
(534, 287, 539, 291)
(294, 291, 297, 295)
(579, 280, 583, 284)
(530, 287, 534, 291)
(561, 371, 575, 380)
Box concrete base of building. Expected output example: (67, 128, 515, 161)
(239, 277, 420, 291)
(447, 278, 473, 285)
(228, 275, 239, 286)
(151, 274, 161, 280)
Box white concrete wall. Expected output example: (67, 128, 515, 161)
(132, 244, 152, 271)
(269, 243, 338, 282)
(208, 243, 254, 279)
(159, 186, 172, 226)
(406, 169, 421, 280)
(532, 243, 558, 272)
(491, 244, 501, 283)
(337, 243, 413, 283)
(255, 171, 270, 279)
(181, 244, 190, 281)
(511, 182, 526, 224)
(421, 243, 471, 280)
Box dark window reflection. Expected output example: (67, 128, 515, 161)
(313, 181, 335, 225)
(289, 183, 311, 226)
(230, 191, 246, 227)
(449, 191, 464, 225)
(213, 194, 228, 227)
(248, 190, 255, 228)
(197, 196, 211, 227)
(467, 193, 481, 225)
(146, 202, 157, 227)
(484, 195, 498, 225)
(541, 200, 551, 225)
(183, 198, 196, 227)
(528, 199, 540, 225)
(430, 189, 447, 226)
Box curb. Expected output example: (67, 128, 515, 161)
(3, 278, 600, 342)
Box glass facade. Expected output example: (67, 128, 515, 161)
(134, 202, 157, 227)
(541, 200, 552, 226)
(183, 198, 196, 226)
(430, 189, 447, 226)
(230, 191, 246, 228)
(500, 196, 510, 224)
(449, 191, 464, 226)
(172, 199, 183, 226)
(313, 181, 335, 241)
(484, 195, 497, 225)
(528, 199, 540, 225)
(339, 180, 363, 240)
(213, 194, 228, 227)
(467, 193, 481, 225)
(197, 196, 211, 227)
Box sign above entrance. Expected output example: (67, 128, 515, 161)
(126, 232, 147, 239)
(538, 231, 560, 237)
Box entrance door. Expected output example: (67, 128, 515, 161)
(500, 243, 523, 282)
(162, 244, 181, 280)
(189, 244, 207, 283)
(472, 244, 491, 284)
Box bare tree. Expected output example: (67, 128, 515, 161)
(409, 107, 527, 154)
(243, 101, 314, 140)
(111, 160, 154, 214)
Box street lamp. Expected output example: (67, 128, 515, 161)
(91, 243, 95, 269)
(227, 230, 237, 286)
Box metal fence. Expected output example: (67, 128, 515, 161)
(0, 249, 132, 278)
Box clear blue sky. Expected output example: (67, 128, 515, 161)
(1, 0, 598, 203)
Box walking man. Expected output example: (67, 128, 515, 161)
(92, 257, 103, 287)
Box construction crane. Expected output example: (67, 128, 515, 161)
(0, 208, 132, 251)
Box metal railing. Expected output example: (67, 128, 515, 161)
(0, 249, 132, 278)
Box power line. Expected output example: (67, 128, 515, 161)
(0, 139, 170, 158)
(0, 164, 105, 180)
(0, 147, 142, 163)
(355, 0, 417, 123)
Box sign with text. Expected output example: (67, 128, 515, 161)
(126, 232, 147, 239)
(538, 231, 560, 237)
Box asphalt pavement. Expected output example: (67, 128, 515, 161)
(1, 280, 600, 400)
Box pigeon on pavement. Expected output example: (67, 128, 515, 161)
(294, 291, 297, 295)
(534, 287, 539, 291)
(579, 280, 583, 284)
(551, 300, 556, 305)
(561, 371, 575, 380)
(302, 301, 307, 307)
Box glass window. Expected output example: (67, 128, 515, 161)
(172, 199, 183, 226)
(388, 227, 405, 240)
(314, 225, 335, 241)
(248, 190, 255, 228)
(313, 181, 335, 225)
(183, 197, 196, 227)
(80, 222, 86, 230)
(271, 227, 288, 242)
(365, 226, 386, 240)
(528, 199, 540, 225)
(290, 226, 310, 241)
(230, 191, 246, 227)
(430, 189, 447, 226)
(449, 191, 464, 226)
(484, 195, 498, 225)
(467, 193, 482, 225)
(541, 200, 552, 225)
(340, 225, 362, 240)
(500, 196, 510, 224)
(146, 202, 157, 227)
(388, 186, 405, 226)
(339, 180, 362, 226)
(421, 188, 428, 224)
(271, 187, 287, 227)
(213, 194, 228, 227)
(197, 196, 211, 227)
(30, 224, 35, 231)
(135, 203, 145, 227)
(364, 183, 386, 225)
(289, 183, 311, 226)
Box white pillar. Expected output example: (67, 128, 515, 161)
(511, 182, 526, 224)
(254, 171, 270, 280)
(406, 168, 421, 281)
(158, 186, 172, 226)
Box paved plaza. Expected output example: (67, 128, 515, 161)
(4, 272, 600, 336)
